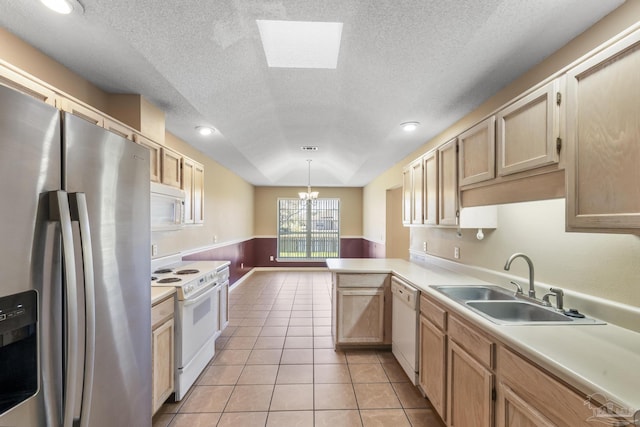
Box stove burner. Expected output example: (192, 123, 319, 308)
(176, 269, 199, 275)
(157, 277, 182, 284)
(153, 268, 173, 274)
(151, 276, 157, 281)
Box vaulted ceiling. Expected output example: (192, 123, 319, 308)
(0, 0, 624, 186)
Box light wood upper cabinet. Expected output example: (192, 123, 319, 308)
(59, 97, 104, 126)
(0, 65, 58, 106)
(497, 79, 561, 176)
(438, 138, 458, 226)
(566, 29, 640, 231)
(104, 117, 135, 141)
(459, 116, 496, 186)
(402, 167, 412, 225)
(134, 134, 162, 183)
(423, 149, 438, 225)
(182, 156, 205, 224)
(193, 162, 204, 224)
(161, 147, 182, 189)
(402, 159, 424, 225)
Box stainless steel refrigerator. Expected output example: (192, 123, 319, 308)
(0, 85, 151, 426)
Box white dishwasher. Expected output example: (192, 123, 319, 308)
(391, 276, 419, 385)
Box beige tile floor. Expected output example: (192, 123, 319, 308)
(153, 271, 446, 427)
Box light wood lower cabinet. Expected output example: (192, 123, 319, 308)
(152, 296, 175, 415)
(496, 347, 602, 427)
(333, 273, 390, 347)
(419, 313, 447, 420)
(336, 288, 384, 344)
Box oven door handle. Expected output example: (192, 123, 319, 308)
(183, 283, 217, 307)
(69, 193, 95, 427)
(49, 191, 79, 427)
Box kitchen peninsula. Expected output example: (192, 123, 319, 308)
(327, 258, 640, 426)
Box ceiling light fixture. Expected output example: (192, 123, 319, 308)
(299, 159, 319, 201)
(196, 126, 215, 136)
(40, 0, 83, 14)
(401, 121, 420, 132)
(256, 20, 343, 69)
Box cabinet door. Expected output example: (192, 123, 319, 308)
(0, 65, 58, 106)
(423, 150, 438, 225)
(134, 134, 162, 182)
(459, 116, 496, 186)
(59, 97, 104, 126)
(337, 288, 385, 344)
(438, 138, 458, 226)
(497, 383, 556, 427)
(193, 161, 205, 224)
(182, 157, 195, 224)
(419, 315, 447, 421)
(410, 159, 424, 224)
(447, 341, 493, 427)
(152, 318, 174, 414)
(104, 117, 134, 141)
(402, 167, 412, 225)
(498, 347, 602, 427)
(497, 80, 560, 176)
(566, 30, 640, 230)
(161, 147, 182, 188)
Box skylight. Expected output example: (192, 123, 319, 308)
(256, 20, 343, 69)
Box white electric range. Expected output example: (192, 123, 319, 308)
(151, 257, 231, 400)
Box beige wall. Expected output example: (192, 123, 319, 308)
(254, 187, 363, 237)
(364, 1, 640, 307)
(151, 133, 255, 257)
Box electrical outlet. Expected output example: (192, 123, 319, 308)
(151, 244, 158, 257)
(213, 235, 218, 243)
(269, 255, 274, 261)
(422, 241, 427, 252)
(454, 247, 460, 259)
(241, 262, 244, 269)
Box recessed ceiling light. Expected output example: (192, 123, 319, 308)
(40, 0, 83, 14)
(256, 20, 343, 69)
(401, 122, 420, 132)
(196, 126, 215, 136)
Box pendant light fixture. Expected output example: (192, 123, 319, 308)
(299, 159, 319, 200)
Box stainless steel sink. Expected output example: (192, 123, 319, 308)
(432, 285, 605, 325)
(465, 300, 604, 325)
(433, 285, 517, 302)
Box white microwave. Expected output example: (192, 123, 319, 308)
(150, 182, 185, 231)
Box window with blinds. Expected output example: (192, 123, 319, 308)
(277, 198, 340, 260)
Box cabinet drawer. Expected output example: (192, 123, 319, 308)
(337, 273, 388, 288)
(420, 294, 447, 331)
(152, 296, 174, 329)
(448, 315, 493, 368)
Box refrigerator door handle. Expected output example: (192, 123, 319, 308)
(69, 193, 95, 427)
(48, 191, 79, 427)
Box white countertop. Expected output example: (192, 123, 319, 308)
(326, 258, 640, 418)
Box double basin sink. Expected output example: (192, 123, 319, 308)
(433, 285, 604, 325)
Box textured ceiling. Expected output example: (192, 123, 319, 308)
(0, 0, 624, 186)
